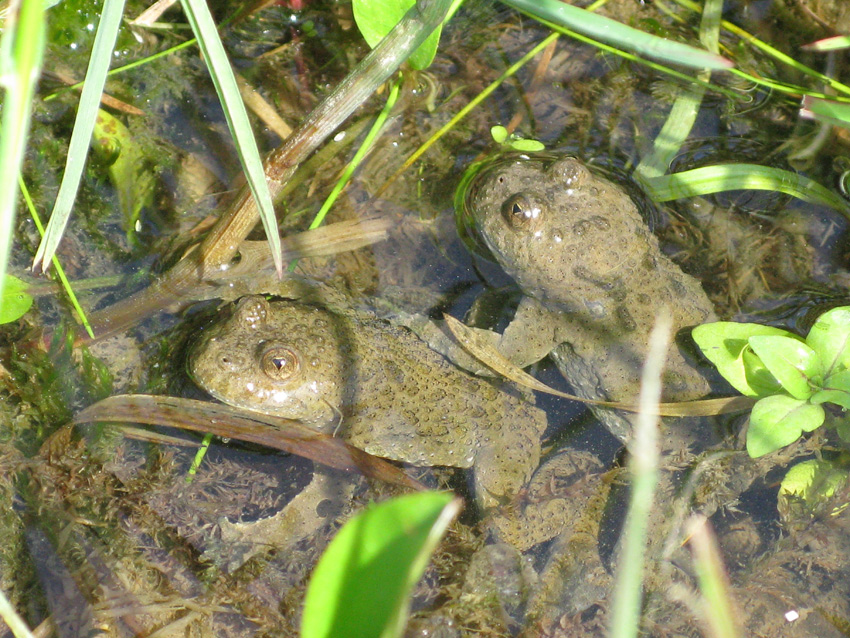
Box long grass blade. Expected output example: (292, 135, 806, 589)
(32, 0, 126, 273)
(642, 164, 850, 217)
(608, 313, 669, 638)
(635, 0, 722, 180)
(802, 35, 850, 53)
(19, 178, 94, 338)
(0, 586, 35, 638)
(500, 0, 732, 70)
(379, 33, 560, 195)
(179, 0, 283, 275)
(307, 76, 402, 232)
(801, 95, 850, 130)
(686, 516, 741, 638)
(0, 0, 45, 312)
(666, 0, 850, 97)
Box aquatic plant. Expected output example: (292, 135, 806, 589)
(693, 306, 850, 457)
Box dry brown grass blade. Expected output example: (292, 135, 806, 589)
(72, 218, 389, 345)
(443, 314, 755, 417)
(73, 395, 426, 491)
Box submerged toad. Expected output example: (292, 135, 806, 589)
(461, 154, 716, 439)
(188, 296, 548, 508)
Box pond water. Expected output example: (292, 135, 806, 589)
(4, 0, 850, 636)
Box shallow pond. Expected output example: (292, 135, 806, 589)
(4, 0, 850, 636)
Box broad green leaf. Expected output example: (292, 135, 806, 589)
(32, 0, 126, 272)
(811, 369, 850, 410)
(806, 306, 850, 377)
(749, 336, 822, 400)
(353, 0, 452, 70)
(747, 395, 825, 458)
(500, 0, 732, 70)
(643, 164, 850, 217)
(692, 322, 795, 396)
(301, 492, 459, 638)
(0, 275, 33, 323)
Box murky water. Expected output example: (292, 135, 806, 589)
(4, 0, 850, 636)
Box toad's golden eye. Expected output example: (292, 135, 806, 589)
(261, 346, 300, 381)
(502, 193, 540, 231)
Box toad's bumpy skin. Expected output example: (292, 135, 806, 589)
(189, 296, 548, 508)
(465, 154, 716, 404)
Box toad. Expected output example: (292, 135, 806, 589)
(459, 153, 718, 441)
(188, 295, 548, 509)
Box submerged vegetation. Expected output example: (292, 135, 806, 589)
(1, 0, 850, 636)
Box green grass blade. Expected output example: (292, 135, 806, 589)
(667, 0, 850, 97)
(0, 585, 36, 638)
(287, 73, 401, 269)
(642, 164, 850, 217)
(43, 38, 199, 102)
(384, 32, 559, 189)
(802, 35, 850, 52)
(32, 0, 126, 273)
(0, 0, 45, 313)
(635, 0, 722, 180)
(801, 95, 850, 130)
(179, 0, 283, 276)
(19, 177, 94, 338)
(608, 314, 669, 638)
(307, 76, 402, 232)
(686, 517, 741, 638)
(500, 0, 732, 70)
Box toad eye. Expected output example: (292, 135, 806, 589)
(502, 194, 541, 231)
(261, 346, 300, 381)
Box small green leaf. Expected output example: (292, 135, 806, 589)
(747, 395, 825, 458)
(490, 125, 508, 144)
(508, 138, 546, 152)
(780, 459, 846, 502)
(778, 459, 849, 521)
(0, 275, 33, 323)
(806, 306, 850, 377)
(810, 369, 850, 410)
(749, 335, 822, 400)
(353, 0, 445, 70)
(692, 322, 796, 396)
(301, 492, 459, 638)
